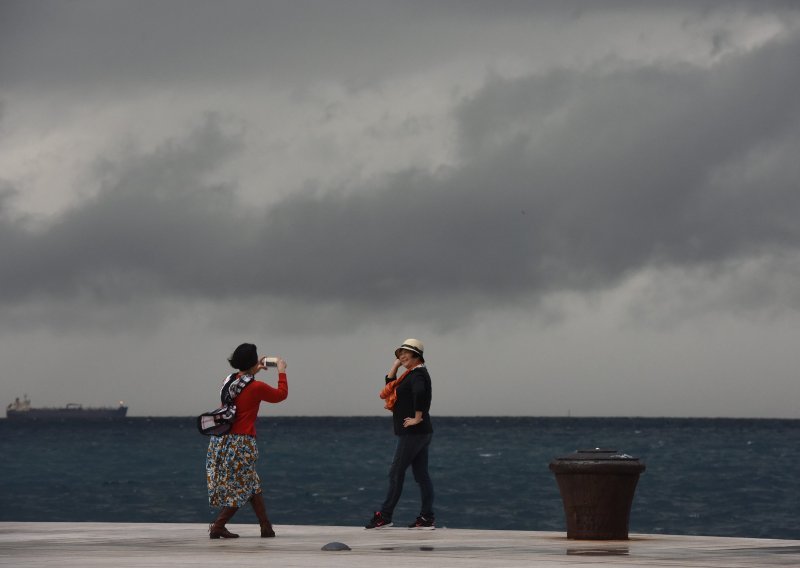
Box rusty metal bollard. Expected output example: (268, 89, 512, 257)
(549, 448, 646, 540)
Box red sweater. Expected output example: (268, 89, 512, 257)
(229, 373, 288, 437)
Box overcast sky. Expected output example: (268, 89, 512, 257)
(1, 0, 799, 418)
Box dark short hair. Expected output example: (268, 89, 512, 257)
(228, 343, 258, 371)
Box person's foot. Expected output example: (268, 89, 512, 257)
(365, 511, 393, 529)
(208, 523, 239, 539)
(407, 515, 435, 529)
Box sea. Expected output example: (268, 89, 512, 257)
(2, 416, 798, 539)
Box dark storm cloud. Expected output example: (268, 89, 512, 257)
(0, 117, 246, 304)
(0, 0, 462, 91)
(450, 43, 800, 275)
(3, 0, 797, 94)
(256, 34, 800, 307)
(2, 32, 799, 323)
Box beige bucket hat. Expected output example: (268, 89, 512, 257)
(395, 338, 425, 361)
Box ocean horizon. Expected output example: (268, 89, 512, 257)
(3, 416, 798, 540)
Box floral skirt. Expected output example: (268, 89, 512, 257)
(206, 434, 261, 508)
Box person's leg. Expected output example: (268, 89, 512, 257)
(411, 434, 434, 518)
(209, 506, 239, 539)
(378, 436, 412, 518)
(249, 492, 275, 537)
(207, 436, 240, 539)
(379, 434, 432, 517)
(208, 435, 261, 538)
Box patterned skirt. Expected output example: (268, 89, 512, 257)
(206, 434, 262, 508)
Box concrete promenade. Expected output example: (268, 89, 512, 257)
(1, 522, 799, 567)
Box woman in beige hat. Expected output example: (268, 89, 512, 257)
(365, 338, 435, 529)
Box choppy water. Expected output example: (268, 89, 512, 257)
(2, 416, 798, 539)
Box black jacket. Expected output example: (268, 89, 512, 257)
(388, 366, 433, 436)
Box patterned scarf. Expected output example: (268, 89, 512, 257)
(220, 372, 255, 405)
(379, 364, 424, 411)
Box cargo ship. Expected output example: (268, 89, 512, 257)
(5, 395, 128, 421)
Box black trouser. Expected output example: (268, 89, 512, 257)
(380, 433, 434, 518)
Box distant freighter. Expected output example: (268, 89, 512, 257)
(5, 395, 128, 421)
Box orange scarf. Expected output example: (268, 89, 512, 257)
(379, 364, 422, 411)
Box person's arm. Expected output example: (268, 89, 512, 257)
(403, 410, 424, 427)
(250, 375, 287, 403)
(385, 359, 402, 384)
(404, 372, 430, 427)
(412, 373, 431, 411)
(256, 357, 288, 403)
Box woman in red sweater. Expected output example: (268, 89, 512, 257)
(206, 343, 288, 539)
